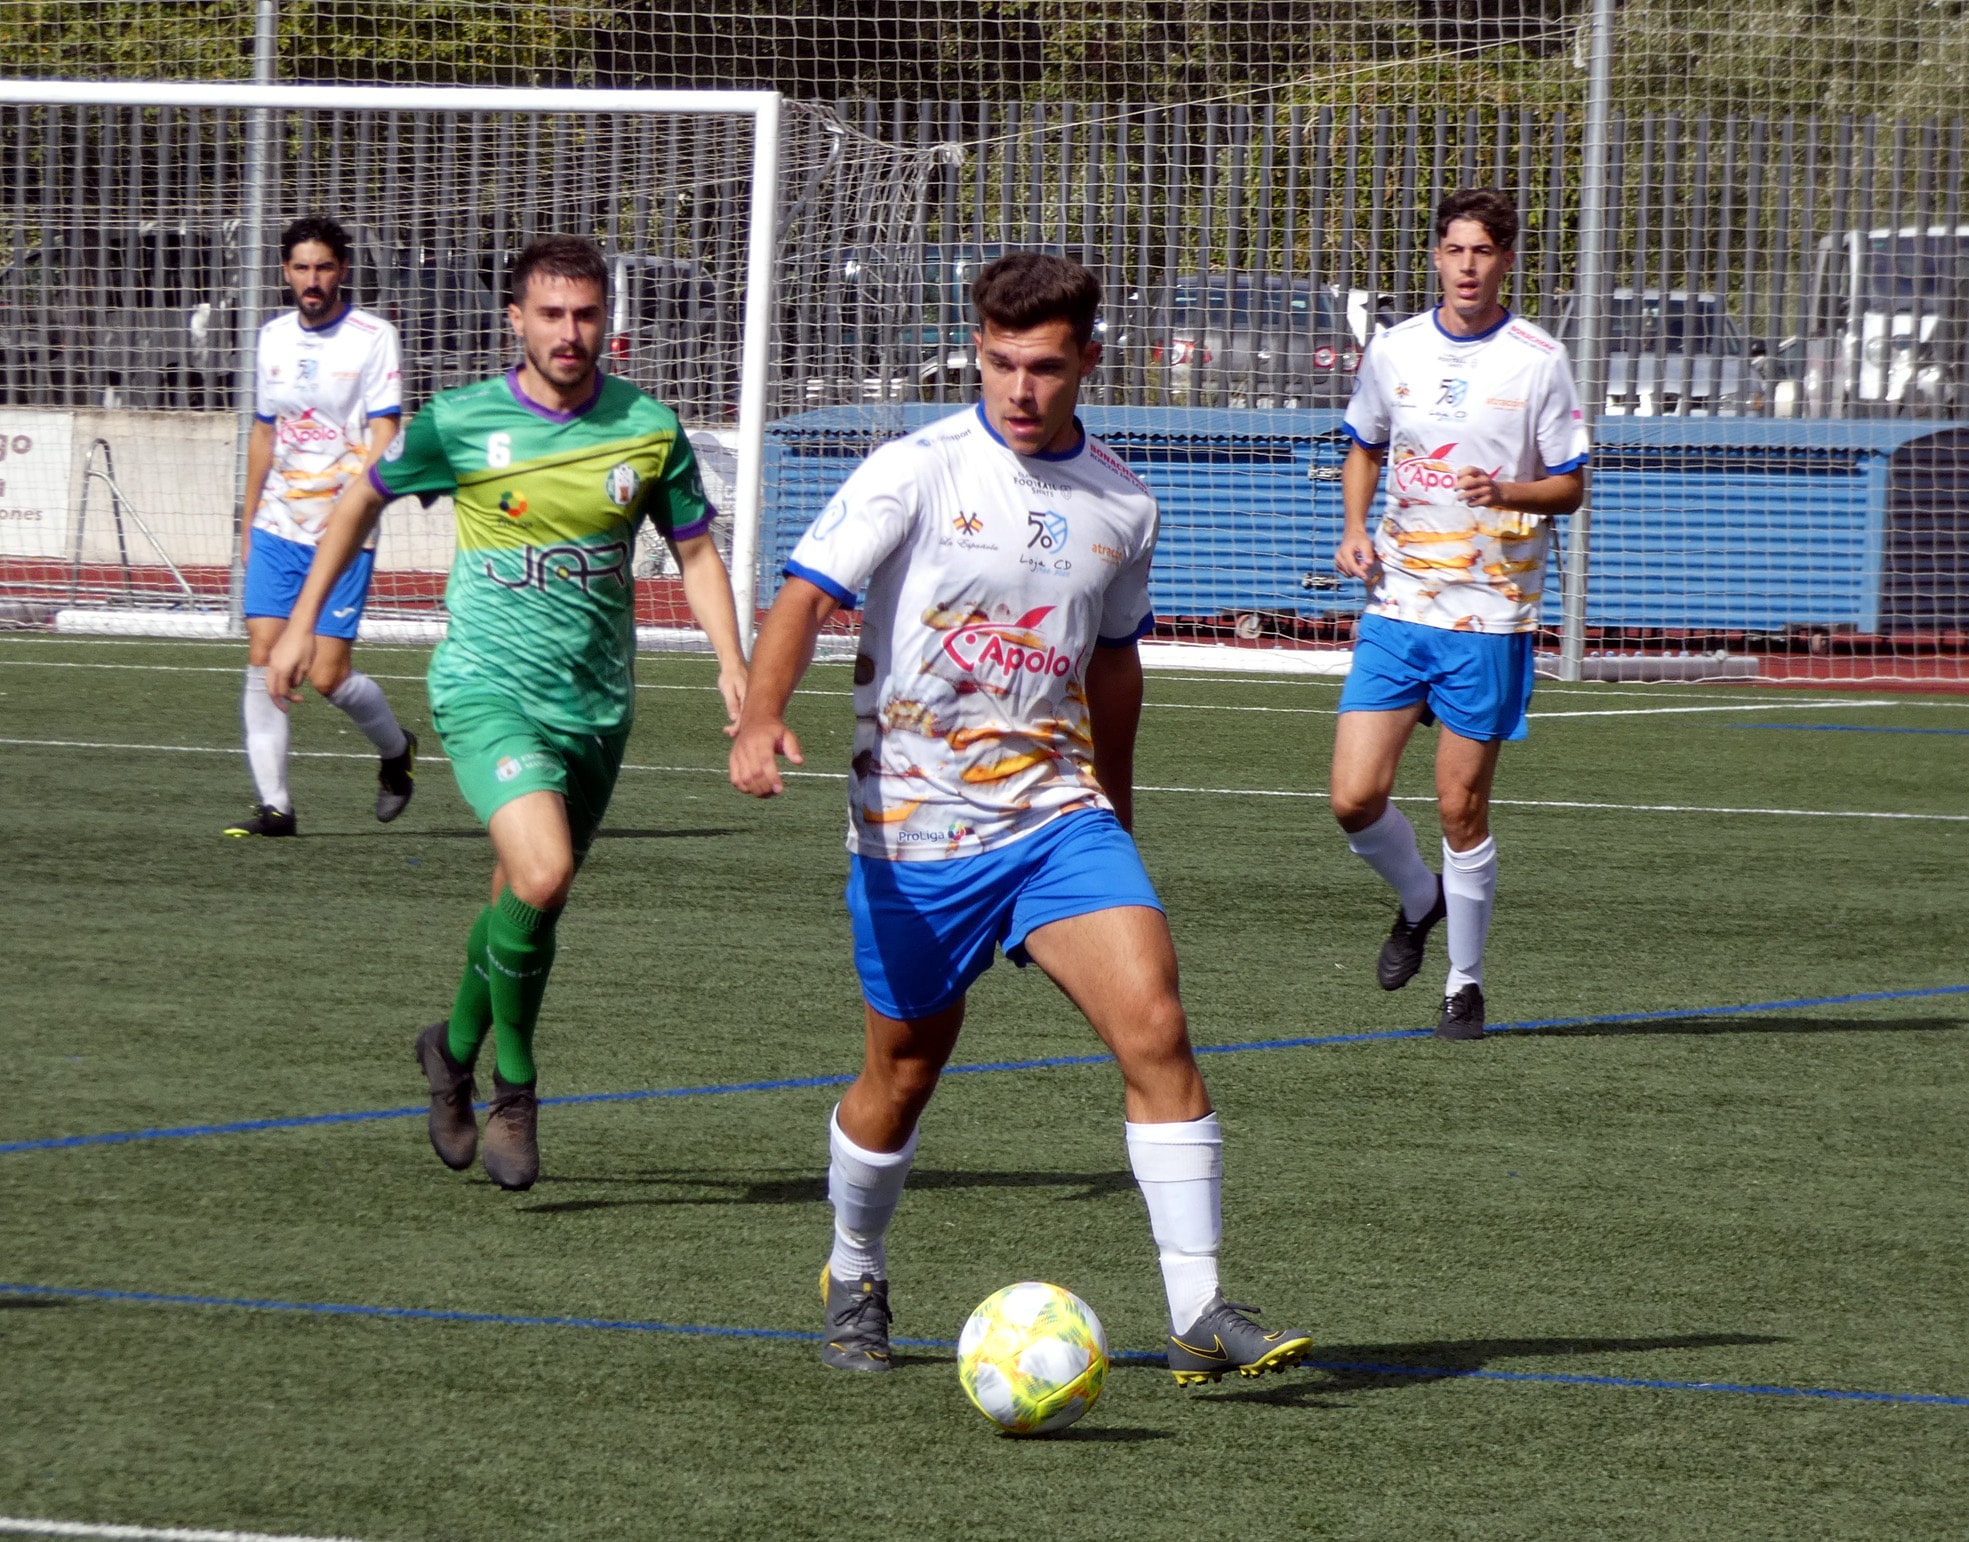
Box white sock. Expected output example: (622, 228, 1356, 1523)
(241, 665, 292, 813)
(1346, 804, 1439, 922)
(325, 671, 408, 758)
(827, 1106, 917, 1283)
(1125, 1114, 1223, 1332)
(1443, 835, 1498, 993)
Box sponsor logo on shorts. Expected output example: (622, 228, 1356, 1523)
(604, 462, 642, 507)
(496, 756, 523, 782)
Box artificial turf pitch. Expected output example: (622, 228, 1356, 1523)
(2, 633, 1966, 1540)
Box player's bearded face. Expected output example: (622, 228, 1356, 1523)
(283, 241, 347, 323)
(974, 318, 1101, 458)
(510, 273, 605, 392)
(511, 277, 602, 397)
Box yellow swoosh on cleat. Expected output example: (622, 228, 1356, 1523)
(1171, 1334, 1232, 1361)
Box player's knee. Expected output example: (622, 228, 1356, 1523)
(309, 659, 350, 696)
(505, 862, 574, 912)
(1331, 786, 1387, 832)
(1125, 993, 1192, 1064)
(1437, 788, 1489, 846)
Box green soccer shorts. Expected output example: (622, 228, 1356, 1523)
(432, 689, 630, 857)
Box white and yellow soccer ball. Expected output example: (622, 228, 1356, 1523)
(956, 1282, 1108, 1436)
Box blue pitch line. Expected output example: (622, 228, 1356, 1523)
(4, 1282, 1965, 1409)
(7, 984, 1968, 1158)
(1731, 723, 1969, 736)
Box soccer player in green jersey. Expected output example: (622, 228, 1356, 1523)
(267, 237, 748, 1190)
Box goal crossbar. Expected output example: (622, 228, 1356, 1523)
(0, 80, 784, 647)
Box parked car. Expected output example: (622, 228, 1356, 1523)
(1795, 225, 1969, 417)
(798, 243, 1128, 406)
(1147, 274, 1364, 409)
(0, 221, 239, 410)
(1554, 287, 1767, 417)
(606, 252, 738, 421)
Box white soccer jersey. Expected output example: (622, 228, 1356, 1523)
(252, 305, 403, 547)
(1343, 308, 1589, 633)
(786, 404, 1159, 862)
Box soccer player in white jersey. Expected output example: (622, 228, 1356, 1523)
(1330, 188, 1590, 1039)
(225, 215, 415, 838)
(730, 254, 1312, 1385)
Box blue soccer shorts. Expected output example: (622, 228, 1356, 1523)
(1338, 612, 1537, 742)
(243, 528, 376, 641)
(845, 808, 1166, 1021)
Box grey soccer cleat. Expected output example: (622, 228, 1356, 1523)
(1436, 983, 1486, 1041)
(223, 803, 297, 839)
(819, 1263, 893, 1372)
(413, 1020, 478, 1171)
(481, 1074, 540, 1191)
(1167, 1295, 1313, 1386)
(376, 731, 417, 823)
(1377, 876, 1446, 990)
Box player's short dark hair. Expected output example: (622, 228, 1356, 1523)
(1434, 188, 1519, 251)
(972, 252, 1102, 347)
(509, 236, 609, 306)
(279, 215, 352, 264)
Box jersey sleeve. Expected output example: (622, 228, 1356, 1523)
(362, 322, 404, 420)
(649, 430, 714, 541)
(1341, 338, 1392, 450)
(783, 445, 918, 608)
(1537, 349, 1591, 475)
(1097, 504, 1158, 647)
(252, 324, 276, 424)
(368, 402, 457, 501)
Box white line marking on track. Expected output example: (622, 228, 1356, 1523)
(4, 737, 1963, 821)
(0, 1518, 380, 1542)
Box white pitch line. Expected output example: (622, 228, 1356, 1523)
(4, 736, 1964, 822)
(0, 1519, 380, 1542)
(0, 659, 851, 698)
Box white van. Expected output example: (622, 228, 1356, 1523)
(1793, 225, 1969, 417)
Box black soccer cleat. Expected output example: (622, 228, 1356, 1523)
(1377, 876, 1446, 990)
(1436, 983, 1487, 1041)
(1167, 1295, 1313, 1386)
(376, 731, 417, 823)
(819, 1263, 893, 1372)
(414, 1021, 478, 1171)
(481, 1074, 540, 1190)
(223, 803, 297, 839)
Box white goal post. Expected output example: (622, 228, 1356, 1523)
(0, 80, 781, 649)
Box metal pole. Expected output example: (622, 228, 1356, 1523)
(230, 0, 278, 636)
(1560, 0, 1616, 681)
(727, 92, 782, 657)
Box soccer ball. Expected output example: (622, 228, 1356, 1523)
(956, 1282, 1108, 1436)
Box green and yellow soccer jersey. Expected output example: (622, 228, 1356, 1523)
(371, 368, 712, 734)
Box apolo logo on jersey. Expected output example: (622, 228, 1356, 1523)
(938, 604, 1073, 681)
(277, 410, 344, 449)
(1391, 443, 1462, 498)
(604, 462, 642, 507)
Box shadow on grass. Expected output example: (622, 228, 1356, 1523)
(1186, 1331, 1788, 1408)
(1523, 1014, 1965, 1040)
(517, 1167, 1134, 1215)
(0, 1297, 70, 1310)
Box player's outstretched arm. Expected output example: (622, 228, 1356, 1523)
(670, 531, 750, 733)
(264, 476, 388, 709)
(1335, 444, 1386, 579)
(1086, 640, 1145, 833)
(728, 576, 841, 798)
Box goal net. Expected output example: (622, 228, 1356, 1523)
(0, 82, 785, 645)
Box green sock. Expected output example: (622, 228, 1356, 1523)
(484, 887, 559, 1087)
(446, 905, 495, 1065)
